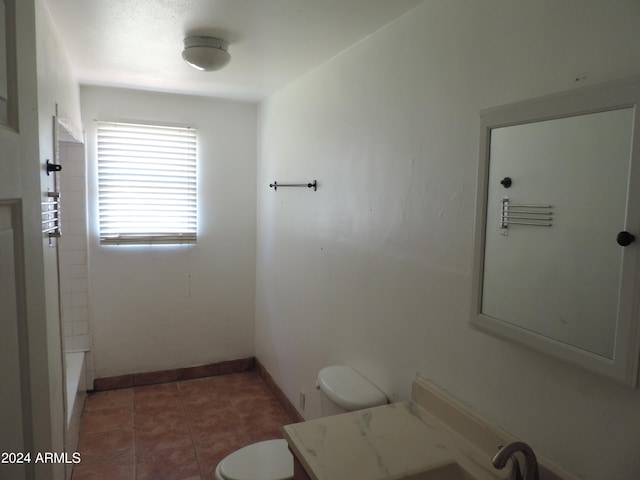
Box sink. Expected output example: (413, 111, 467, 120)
(404, 462, 494, 480)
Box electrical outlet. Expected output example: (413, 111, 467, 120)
(299, 390, 306, 410)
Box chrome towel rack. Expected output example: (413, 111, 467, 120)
(42, 191, 61, 237)
(269, 180, 317, 191)
(500, 197, 553, 234)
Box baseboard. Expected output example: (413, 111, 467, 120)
(92, 356, 256, 391)
(255, 359, 304, 423)
(92, 356, 305, 425)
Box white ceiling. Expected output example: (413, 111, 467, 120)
(43, 0, 424, 102)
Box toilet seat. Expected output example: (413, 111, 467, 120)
(215, 439, 293, 480)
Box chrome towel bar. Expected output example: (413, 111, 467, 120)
(500, 197, 553, 232)
(42, 191, 61, 237)
(269, 180, 317, 191)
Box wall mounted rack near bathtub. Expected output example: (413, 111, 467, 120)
(269, 180, 317, 191)
(42, 191, 61, 237)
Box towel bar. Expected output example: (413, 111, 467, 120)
(269, 180, 317, 191)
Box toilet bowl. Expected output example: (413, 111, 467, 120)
(214, 439, 292, 480)
(214, 366, 387, 480)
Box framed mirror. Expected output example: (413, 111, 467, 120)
(471, 78, 640, 386)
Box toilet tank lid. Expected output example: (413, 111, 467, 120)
(317, 366, 387, 411)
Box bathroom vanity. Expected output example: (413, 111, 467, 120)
(292, 457, 312, 480)
(285, 400, 497, 480)
(284, 376, 578, 480)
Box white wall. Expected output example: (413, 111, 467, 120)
(81, 87, 257, 378)
(35, 0, 84, 477)
(255, 1, 640, 478)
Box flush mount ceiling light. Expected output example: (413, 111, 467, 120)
(182, 35, 231, 72)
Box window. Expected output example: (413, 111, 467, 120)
(97, 121, 197, 245)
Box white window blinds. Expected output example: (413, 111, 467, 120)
(97, 121, 197, 245)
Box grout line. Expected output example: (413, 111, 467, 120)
(177, 380, 204, 480)
(132, 389, 137, 480)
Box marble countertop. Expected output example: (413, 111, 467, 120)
(284, 400, 507, 480)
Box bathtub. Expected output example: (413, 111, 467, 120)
(65, 350, 86, 475)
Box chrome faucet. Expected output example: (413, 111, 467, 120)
(492, 442, 539, 480)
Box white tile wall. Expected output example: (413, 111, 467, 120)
(58, 141, 94, 386)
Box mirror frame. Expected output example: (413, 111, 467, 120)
(471, 78, 640, 387)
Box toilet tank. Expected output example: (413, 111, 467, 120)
(317, 365, 387, 416)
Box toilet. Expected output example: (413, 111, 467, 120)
(214, 365, 388, 480)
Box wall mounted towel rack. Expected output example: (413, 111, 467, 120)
(42, 191, 61, 237)
(500, 197, 553, 235)
(269, 180, 317, 191)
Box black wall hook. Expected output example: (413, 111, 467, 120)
(46, 160, 62, 175)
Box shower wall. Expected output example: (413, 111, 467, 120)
(58, 140, 93, 385)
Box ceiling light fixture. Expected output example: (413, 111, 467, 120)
(182, 35, 231, 72)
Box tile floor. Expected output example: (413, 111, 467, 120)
(72, 371, 296, 480)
